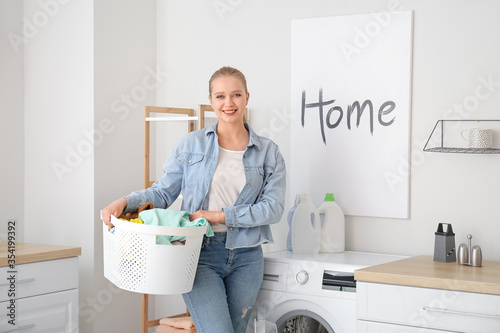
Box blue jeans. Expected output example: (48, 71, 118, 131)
(183, 232, 264, 333)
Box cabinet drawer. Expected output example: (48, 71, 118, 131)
(0, 289, 78, 333)
(0, 257, 78, 302)
(357, 282, 500, 333)
(358, 320, 459, 332)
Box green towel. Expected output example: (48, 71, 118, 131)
(139, 208, 214, 245)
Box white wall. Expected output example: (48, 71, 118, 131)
(156, 0, 500, 261)
(22, 0, 95, 332)
(347, 0, 500, 259)
(0, 1, 24, 242)
(4, 0, 157, 331)
(5, 0, 500, 331)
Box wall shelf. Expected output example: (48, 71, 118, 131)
(423, 119, 500, 154)
(424, 147, 500, 154)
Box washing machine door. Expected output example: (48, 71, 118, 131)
(250, 306, 331, 333)
(257, 297, 347, 333)
(276, 309, 333, 333)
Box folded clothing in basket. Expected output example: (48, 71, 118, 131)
(139, 209, 214, 245)
(108, 218, 143, 233)
(119, 202, 154, 220)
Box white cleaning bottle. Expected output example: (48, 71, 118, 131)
(291, 193, 321, 254)
(318, 193, 345, 252)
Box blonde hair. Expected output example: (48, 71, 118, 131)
(209, 66, 248, 95)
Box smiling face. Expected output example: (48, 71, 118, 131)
(209, 75, 249, 125)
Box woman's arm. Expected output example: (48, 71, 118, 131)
(189, 210, 225, 223)
(101, 143, 184, 226)
(124, 145, 183, 213)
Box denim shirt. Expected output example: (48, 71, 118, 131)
(124, 121, 287, 249)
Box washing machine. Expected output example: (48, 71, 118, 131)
(247, 250, 406, 333)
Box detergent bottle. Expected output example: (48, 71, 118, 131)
(318, 193, 345, 252)
(286, 194, 301, 251)
(291, 193, 321, 254)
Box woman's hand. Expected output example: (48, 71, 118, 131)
(190, 210, 225, 224)
(101, 198, 128, 226)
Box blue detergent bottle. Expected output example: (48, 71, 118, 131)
(286, 194, 301, 251)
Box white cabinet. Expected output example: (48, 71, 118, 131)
(0, 289, 78, 333)
(358, 320, 453, 332)
(357, 282, 500, 333)
(0, 257, 79, 333)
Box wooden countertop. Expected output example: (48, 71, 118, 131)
(0, 242, 81, 267)
(355, 255, 500, 296)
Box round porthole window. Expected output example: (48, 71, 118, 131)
(275, 310, 333, 333)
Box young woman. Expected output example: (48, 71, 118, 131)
(101, 66, 286, 332)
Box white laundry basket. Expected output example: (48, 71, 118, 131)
(103, 215, 207, 295)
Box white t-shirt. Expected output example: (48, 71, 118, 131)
(208, 147, 246, 232)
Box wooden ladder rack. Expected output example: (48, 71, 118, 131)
(141, 104, 248, 332)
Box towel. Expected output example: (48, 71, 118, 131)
(158, 316, 196, 331)
(138, 208, 214, 245)
(156, 324, 196, 333)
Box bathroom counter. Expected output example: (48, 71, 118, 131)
(355, 255, 500, 295)
(0, 241, 81, 266)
